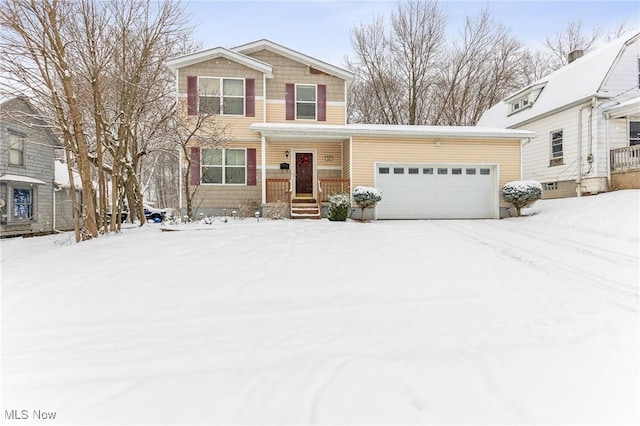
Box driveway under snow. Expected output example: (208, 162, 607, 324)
(1, 190, 638, 425)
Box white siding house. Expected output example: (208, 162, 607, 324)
(478, 32, 640, 198)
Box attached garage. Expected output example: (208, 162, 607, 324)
(375, 163, 498, 219)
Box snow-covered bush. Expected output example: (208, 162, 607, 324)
(502, 180, 542, 216)
(352, 186, 382, 221)
(265, 200, 288, 220)
(238, 199, 261, 219)
(327, 193, 351, 221)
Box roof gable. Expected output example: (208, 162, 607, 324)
(479, 31, 640, 128)
(232, 39, 354, 82)
(166, 46, 274, 77)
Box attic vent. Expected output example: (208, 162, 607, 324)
(568, 49, 584, 64)
(310, 67, 329, 76)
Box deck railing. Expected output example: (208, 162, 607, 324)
(318, 178, 351, 203)
(265, 179, 291, 203)
(610, 145, 640, 171)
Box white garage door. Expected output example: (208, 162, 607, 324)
(375, 163, 497, 219)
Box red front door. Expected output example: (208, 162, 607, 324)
(295, 152, 313, 195)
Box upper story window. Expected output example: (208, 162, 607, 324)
(285, 83, 326, 122)
(201, 148, 246, 184)
(630, 121, 640, 146)
(296, 85, 317, 120)
(550, 129, 563, 166)
(510, 97, 530, 114)
(8, 131, 25, 166)
(198, 77, 244, 116)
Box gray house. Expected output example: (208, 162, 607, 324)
(1, 97, 62, 237)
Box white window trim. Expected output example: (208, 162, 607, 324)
(550, 129, 564, 166)
(198, 76, 246, 116)
(8, 130, 26, 167)
(200, 147, 247, 185)
(629, 120, 640, 146)
(295, 84, 317, 120)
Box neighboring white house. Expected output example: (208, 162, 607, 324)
(478, 32, 640, 198)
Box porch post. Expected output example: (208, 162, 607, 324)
(261, 135, 267, 205)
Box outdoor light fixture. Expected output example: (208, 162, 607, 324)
(254, 211, 260, 222)
(285, 150, 289, 158)
(435, 140, 443, 147)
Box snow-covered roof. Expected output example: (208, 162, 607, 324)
(603, 96, 640, 119)
(478, 31, 640, 128)
(166, 46, 274, 78)
(0, 174, 46, 185)
(251, 122, 534, 140)
(54, 160, 82, 189)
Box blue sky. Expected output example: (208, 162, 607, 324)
(185, 0, 639, 66)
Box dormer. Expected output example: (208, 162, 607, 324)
(506, 82, 546, 116)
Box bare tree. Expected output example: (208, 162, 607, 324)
(1, 0, 194, 239)
(170, 109, 230, 220)
(434, 8, 526, 125)
(347, 0, 447, 125)
(543, 21, 602, 68)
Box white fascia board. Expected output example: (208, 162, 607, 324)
(233, 39, 354, 82)
(0, 174, 46, 185)
(250, 123, 535, 140)
(166, 47, 274, 78)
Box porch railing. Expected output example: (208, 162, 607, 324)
(610, 145, 640, 171)
(318, 178, 351, 203)
(265, 179, 291, 203)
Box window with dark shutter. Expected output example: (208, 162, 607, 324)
(189, 147, 201, 185)
(247, 148, 257, 186)
(285, 83, 295, 120)
(317, 84, 326, 121)
(187, 76, 198, 115)
(245, 79, 255, 117)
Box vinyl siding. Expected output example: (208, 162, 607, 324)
(351, 136, 521, 208)
(515, 105, 585, 183)
(264, 140, 343, 170)
(245, 49, 345, 102)
(601, 37, 640, 99)
(265, 101, 346, 125)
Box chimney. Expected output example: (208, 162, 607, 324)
(568, 49, 584, 64)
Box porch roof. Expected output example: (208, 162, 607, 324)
(0, 174, 46, 185)
(251, 123, 535, 140)
(604, 96, 640, 119)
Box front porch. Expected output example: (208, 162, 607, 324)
(265, 178, 351, 219)
(610, 145, 640, 190)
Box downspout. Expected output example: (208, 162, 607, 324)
(605, 112, 611, 185)
(261, 135, 267, 205)
(178, 146, 182, 211)
(52, 185, 62, 233)
(577, 102, 592, 197)
(263, 74, 267, 123)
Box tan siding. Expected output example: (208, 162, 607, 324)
(351, 137, 521, 207)
(264, 140, 343, 169)
(246, 50, 345, 101)
(266, 102, 345, 125)
(343, 138, 351, 180)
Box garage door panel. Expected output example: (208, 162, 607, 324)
(375, 163, 496, 219)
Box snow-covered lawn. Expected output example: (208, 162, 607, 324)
(2, 190, 638, 425)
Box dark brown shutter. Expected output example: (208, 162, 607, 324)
(285, 83, 295, 120)
(189, 147, 200, 185)
(317, 84, 326, 122)
(245, 78, 255, 117)
(246, 148, 257, 186)
(187, 76, 198, 115)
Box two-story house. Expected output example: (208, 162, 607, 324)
(167, 40, 534, 220)
(478, 32, 640, 199)
(1, 96, 62, 237)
